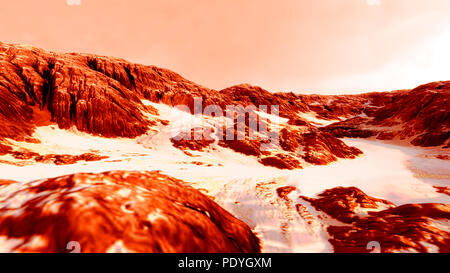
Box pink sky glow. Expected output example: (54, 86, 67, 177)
(2, 0, 450, 94)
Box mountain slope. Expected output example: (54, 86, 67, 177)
(321, 82, 449, 147)
(0, 42, 448, 253)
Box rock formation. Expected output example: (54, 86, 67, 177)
(0, 171, 260, 253)
(0, 42, 448, 253)
(301, 187, 450, 253)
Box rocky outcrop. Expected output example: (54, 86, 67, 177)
(0, 170, 261, 253)
(0, 148, 107, 166)
(279, 128, 362, 165)
(321, 83, 450, 147)
(0, 42, 447, 172)
(328, 203, 450, 253)
(301, 187, 450, 253)
(220, 84, 305, 119)
(0, 42, 448, 254)
(259, 154, 302, 170)
(171, 128, 215, 152)
(434, 186, 450, 196)
(276, 186, 297, 200)
(0, 42, 159, 140)
(300, 187, 395, 224)
(33, 153, 108, 165)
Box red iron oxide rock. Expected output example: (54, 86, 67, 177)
(301, 187, 450, 253)
(321, 83, 450, 147)
(0, 42, 447, 172)
(171, 128, 215, 152)
(0, 42, 159, 140)
(259, 154, 302, 170)
(0, 170, 261, 253)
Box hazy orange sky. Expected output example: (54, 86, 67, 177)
(2, 0, 450, 94)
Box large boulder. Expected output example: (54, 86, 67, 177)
(0, 170, 261, 253)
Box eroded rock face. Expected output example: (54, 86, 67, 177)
(328, 203, 450, 253)
(278, 128, 362, 165)
(0, 42, 160, 140)
(0, 43, 364, 170)
(301, 187, 450, 253)
(0, 171, 261, 253)
(0, 42, 448, 254)
(321, 83, 450, 147)
(1, 42, 447, 171)
(300, 187, 395, 224)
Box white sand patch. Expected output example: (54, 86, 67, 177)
(297, 112, 340, 127)
(214, 178, 332, 253)
(256, 110, 288, 124)
(4, 125, 144, 156)
(106, 240, 133, 253)
(282, 139, 449, 205)
(0, 236, 23, 252)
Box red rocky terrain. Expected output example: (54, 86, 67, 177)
(319, 83, 449, 147)
(0, 171, 260, 253)
(300, 187, 450, 253)
(0, 42, 361, 168)
(1, 42, 448, 168)
(0, 42, 448, 253)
